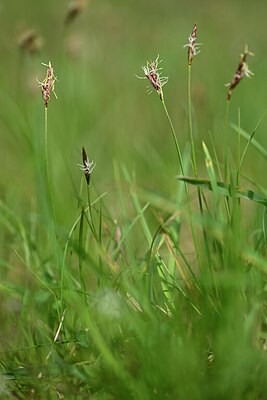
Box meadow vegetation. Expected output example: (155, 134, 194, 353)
(0, 0, 266, 398)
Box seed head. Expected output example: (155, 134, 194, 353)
(226, 45, 254, 101)
(18, 29, 42, 53)
(37, 62, 58, 108)
(183, 24, 202, 65)
(137, 55, 168, 101)
(65, 0, 86, 25)
(77, 147, 96, 185)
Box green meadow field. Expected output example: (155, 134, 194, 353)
(0, 0, 266, 398)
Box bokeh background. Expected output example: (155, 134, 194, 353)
(0, 0, 266, 230)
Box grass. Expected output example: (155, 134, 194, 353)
(0, 0, 267, 399)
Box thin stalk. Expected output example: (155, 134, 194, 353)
(187, 63, 204, 212)
(188, 64, 216, 295)
(222, 99, 231, 221)
(236, 109, 242, 231)
(161, 100, 201, 270)
(44, 107, 48, 175)
(44, 107, 57, 225)
(44, 107, 63, 320)
(187, 65, 197, 176)
(78, 208, 87, 304)
(87, 184, 97, 239)
(236, 108, 241, 187)
(98, 200, 103, 287)
(223, 99, 230, 181)
(162, 100, 184, 174)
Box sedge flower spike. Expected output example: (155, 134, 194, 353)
(137, 55, 168, 101)
(65, 0, 86, 25)
(183, 24, 202, 65)
(226, 45, 254, 101)
(37, 61, 58, 108)
(77, 147, 96, 185)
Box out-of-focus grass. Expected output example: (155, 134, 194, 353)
(0, 0, 266, 399)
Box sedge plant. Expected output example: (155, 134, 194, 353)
(137, 55, 202, 275)
(1, 11, 266, 399)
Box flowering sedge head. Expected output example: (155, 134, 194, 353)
(137, 55, 168, 101)
(184, 24, 202, 65)
(226, 45, 254, 101)
(77, 147, 96, 185)
(37, 61, 58, 108)
(18, 28, 42, 53)
(65, 0, 86, 25)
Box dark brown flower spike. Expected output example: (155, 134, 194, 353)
(18, 29, 42, 53)
(183, 24, 202, 65)
(65, 0, 86, 25)
(226, 45, 254, 101)
(77, 147, 96, 185)
(37, 62, 58, 108)
(137, 55, 168, 101)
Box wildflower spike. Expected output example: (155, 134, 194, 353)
(226, 45, 254, 101)
(77, 147, 96, 185)
(37, 62, 58, 108)
(137, 55, 168, 101)
(184, 24, 202, 65)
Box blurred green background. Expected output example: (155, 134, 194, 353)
(0, 0, 266, 229)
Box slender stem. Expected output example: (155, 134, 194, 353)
(221, 99, 231, 221)
(188, 65, 197, 176)
(237, 108, 241, 187)
(187, 64, 204, 213)
(44, 107, 62, 322)
(87, 184, 97, 238)
(223, 99, 230, 181)
(44, 107, 57, 225)
(161, 100, 201, 270)
(162, 100, 184, 174)
(79, 207, 87, 304)
(44, 107, 48, 174)
(187, 65, 215, 292)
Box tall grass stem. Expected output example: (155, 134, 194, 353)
(223, 99, 230, 180)
(161, 100, 201, 271)
(187, 65, 197, 176)
(44, 107, 57, 225)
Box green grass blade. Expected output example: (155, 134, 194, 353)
(229, 119, 267, 161)
(176, 176, 267, 207)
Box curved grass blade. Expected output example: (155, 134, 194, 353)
(229, 116, 267, 161)
(176, 176, 267, 207)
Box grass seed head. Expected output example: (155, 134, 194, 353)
(78, 147, 96, 185)
(65, 0, 86, 25)
(226, 44, 254, 101)
(184, 24, 202, 65)
(37, 61, 58, 108)
(137, 55, 168, 101)
(18, 29, 42, 53)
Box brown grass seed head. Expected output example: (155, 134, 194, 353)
(37, 61, 58, 108)
(137, 55, 168, 101)
(183, 24, 202, 65)
(77, 147, 96, 185)
(226, 44, 254, 101)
